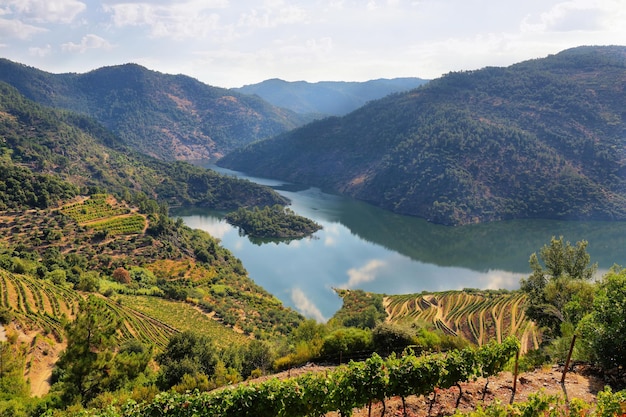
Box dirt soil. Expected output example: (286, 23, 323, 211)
(251, 363, 606, 417)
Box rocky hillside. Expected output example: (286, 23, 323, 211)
(219, 46, 626, 225)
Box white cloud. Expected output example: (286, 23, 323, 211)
(340, 259, 386, 289)
(29, 43, 52, 57)
(291, 288, 326, 322)
(5, 0, 86, 24)
(479, 270, 526, 290)
(237, 4, 307, 29)
(2, 0, 625, 88)
(104, 1, 228, 40)
(521, 0, 625, 33)
(62, 34, 113, 53)
(0, 16, 46, 39)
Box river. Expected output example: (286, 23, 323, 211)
(172, 165, 626, 322)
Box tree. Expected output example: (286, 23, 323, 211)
(156, 331, 218, 389)
(579, 266, 626, 369)
(76, 271, 100, 292)
(241, 340, 274, 378)
(520, 236, 596, 339)
(0, 341, 29, 397)
(53, 296, 122, 405)
(112, 267, 131, 284)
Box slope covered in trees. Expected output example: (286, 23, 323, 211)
(0, 59, 309, 160)
(0, 82, 287, 211)
(219, 46, 626, 225)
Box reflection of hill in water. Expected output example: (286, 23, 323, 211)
(334, 198, 626, 273)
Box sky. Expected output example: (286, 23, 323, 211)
(0, 0, 625, 88)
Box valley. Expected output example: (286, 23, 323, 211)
(0, 45, 625, 416)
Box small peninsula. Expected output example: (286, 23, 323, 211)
(225, 205, 322, 239)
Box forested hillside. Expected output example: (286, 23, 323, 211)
(233, 77, 429, 116)
(0, 59, 308, 160)
(219, 46, 626, 225)
(0, 82, 287, 211)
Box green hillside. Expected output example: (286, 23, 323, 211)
(0, 60, 309, 160)
(219, 46, 626, 225)
(0, 82, 287, 211)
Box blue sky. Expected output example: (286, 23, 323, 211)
(1, 0, 624, 88)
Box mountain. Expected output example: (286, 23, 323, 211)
(233, 77, 429, 116)
(0, 81, 287, 211)
(219, 46, 626, 226)
(0, 59, 309, 160)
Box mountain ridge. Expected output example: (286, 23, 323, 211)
(218, 46, 626, 226)
(233, 77, 429, 116)
(0, 59, 309, 161)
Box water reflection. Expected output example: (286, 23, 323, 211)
(174, 165, 626, 320)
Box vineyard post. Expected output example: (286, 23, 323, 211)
(561, 334, 577, 385)
(509, 347, 520, 405)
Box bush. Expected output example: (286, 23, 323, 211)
(320, 327, 373, 362)
(372, 323, 416, 355)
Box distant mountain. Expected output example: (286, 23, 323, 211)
(219, 46, 626, 226)
(233, 77, 429, 116)
(0, 60, 308, 161)
(0, 82, 287, 210)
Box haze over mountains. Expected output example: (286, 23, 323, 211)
(233, 78, 429, 116)
(220, 46, 626, 225)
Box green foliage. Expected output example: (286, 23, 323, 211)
(329, 289, 387, 329)
(53, 296, 124, 405)
(224, 205, 322, 240)
(0, 341, 30, 398)
(156, 331, 218, 390)
(579, 266, 626, 370)
(371, 322, 416, 354)
(0, 163, 78, 210)
(320, 327, 373, 361)
(69, 338, 523, 417)
(521, 237, 596, 339)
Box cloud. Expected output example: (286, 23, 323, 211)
(61, 34, 113, 53)
(28, 44, 52, 57)
(340, 259, 386, 289)
(103, 1, 228, 40)
(521, 0, 618, 33)
(0, 16, 47, 39)
(291, 288, 326, 322)
(479, 270, 526, 290)
(4, 0, 86, 24)
(237, 3, 307, 29)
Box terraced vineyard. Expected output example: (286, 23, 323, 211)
(60, 194, 146, 235)
(384, 290, 539, 352)
(0, 269, 177, 349)
(0, 269, 80, 340)
(116, 294, 250, 349)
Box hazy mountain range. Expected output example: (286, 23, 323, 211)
(233, 77, 429, 116)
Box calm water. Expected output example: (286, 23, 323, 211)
(173, 165, 626, 322)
